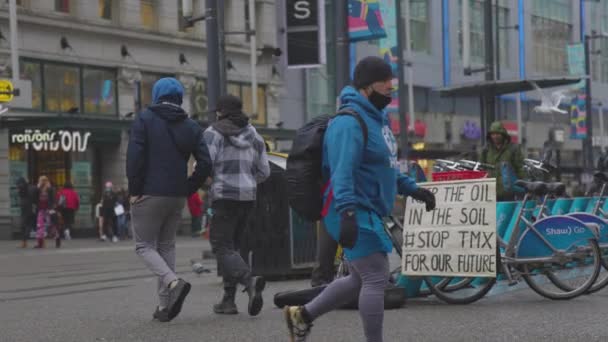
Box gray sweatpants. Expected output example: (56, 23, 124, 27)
(305, 252, 389, 342)
(131, 196, 186, 307)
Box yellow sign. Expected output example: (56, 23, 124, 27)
(0, 79, 14, 103)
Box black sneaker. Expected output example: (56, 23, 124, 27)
(153, 307, 170, 322)
(213, 300, 238, 315)
(167, 279, 191, 321)
(245, 276, 266, 316)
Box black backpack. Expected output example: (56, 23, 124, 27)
(285, 109, 368, 221)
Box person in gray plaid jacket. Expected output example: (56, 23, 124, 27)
(204, 94, 271, 316)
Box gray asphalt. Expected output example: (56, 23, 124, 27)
(1, 238, 607, 342)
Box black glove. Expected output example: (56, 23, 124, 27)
(411, 188, 436, 212)
(339, 209, 358, 249)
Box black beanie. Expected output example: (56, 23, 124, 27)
(216, 94, 243, 115)
(353, 56, 394, 89)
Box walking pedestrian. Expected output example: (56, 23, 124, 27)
(187, 191, 204, 237)
(100, 182, 118, 242)
(127, 77, 212, 322)
(56, 181, 80, 243)
(283, 57, 435, 342)
(34, 176, 55, 249)
(204, 94, 270, 316)
(16, 177, 36, 248)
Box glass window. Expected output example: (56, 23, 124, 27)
(458, 0, 510, 67)
(140, 0, 157, 30)
(19, 60, 42, 111)
(409, 0, 429, 52)
(178, 0, 193, 33)
(139, 73, 172, 109)
(190, 78, 208, 119)
(83, 67, 116, 115)
(227, 82, 240, 97)
(55, 0, 70, 13)
(99, 0, 112, 20)
(43, 63, 80, 113)
(531, 0, 572, 74)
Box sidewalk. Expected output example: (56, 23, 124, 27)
(0, 236, 212, 258)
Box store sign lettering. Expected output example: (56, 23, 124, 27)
(11, 129, 91, 152)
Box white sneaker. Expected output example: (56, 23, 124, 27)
(112, 236, 118, 243)
(64, 229, 71, 240)
(100, 234, 107, 242)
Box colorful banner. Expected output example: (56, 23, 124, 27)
(348, 0, 387, 42)
(378, 0, 399, 112)
(570, 94, 587, 139)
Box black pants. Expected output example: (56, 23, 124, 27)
(62, 209, 75, 231)
(210, 200, 254, 290)
(310, 223, 338, 287)
(20, 212, 34, 241)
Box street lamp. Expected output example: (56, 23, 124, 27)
(583, 31, 607, 169)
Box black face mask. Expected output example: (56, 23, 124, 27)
(368, 90, 392, 111)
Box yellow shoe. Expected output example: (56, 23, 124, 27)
(284, 306, 312, 342)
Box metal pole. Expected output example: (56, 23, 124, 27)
(217, 0, 227, 95)
(396, 0, 410, 159)
(516, 92, 523, 145)
(206, 0, 220, 122)
(335, 0, 349, 94)
(9, 0, 18, 83)
(494, 0, 501, 120)
(248, 0, 257, 115)
(585, 36, 595, 170)
(599, 104, 605, 149)
(462, 0, 471, 72)
(483, 0, 495, 125)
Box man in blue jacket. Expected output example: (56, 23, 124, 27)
(284, 57, 435, 342)
(127, 77, 212, 322)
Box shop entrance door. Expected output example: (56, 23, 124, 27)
(31, 150, 70, 188)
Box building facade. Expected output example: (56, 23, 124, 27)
(279, 0, 608, 173)
(0, 0, 281, 238)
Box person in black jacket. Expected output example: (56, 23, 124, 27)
(16, 177, 36, 248)
(127, 77, 212, 322)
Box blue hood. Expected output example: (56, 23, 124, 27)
(152, 77, 184, 105)
(338, 86, 386, 123)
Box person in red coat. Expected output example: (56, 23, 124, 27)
(187, 192, 203, 237)
(56, 181, 80, 244)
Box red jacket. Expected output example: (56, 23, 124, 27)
(187, 192, 203, 217)
(57, 188, 80, 210)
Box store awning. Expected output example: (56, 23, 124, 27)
(435, 76, 585, 97)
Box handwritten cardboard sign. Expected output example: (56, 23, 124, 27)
(402, 178, 497, 277)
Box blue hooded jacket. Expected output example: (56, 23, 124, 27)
(127, 78, 212, 197)
(322, 86, 418, 259)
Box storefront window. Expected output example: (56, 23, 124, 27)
(190, 78, 208, 119)
(9, 145, 27, 215)
(139, 73, 172, 109)
(19, 61, 42, 111)
(44, 63, 80, 113)
(83, 67, 116, 115)
(409, 0, 429, 52)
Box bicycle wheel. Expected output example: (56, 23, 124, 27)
(547, 245, 608, 294)
(522, 238, 602, 300)
(424, 276, 496, 305)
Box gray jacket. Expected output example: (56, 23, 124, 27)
(203, 123, 270, 202)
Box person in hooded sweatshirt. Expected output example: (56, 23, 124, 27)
(283, 57, 436, 342)
(16, 177, 36, 248)
(203, 94, 270, 316)
(127, 77, 212, 322)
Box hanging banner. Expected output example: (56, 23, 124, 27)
(567, 44, 585, 76)
(378, 0, 399, 113)
(348, 0, 387, 42)
(570, 94, 587, 140)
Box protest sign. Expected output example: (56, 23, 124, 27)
(402, 178, 497, 277)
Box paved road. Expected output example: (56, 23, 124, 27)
(1, 238, 607, 342)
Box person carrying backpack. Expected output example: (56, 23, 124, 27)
(283, 56, 435, 342)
